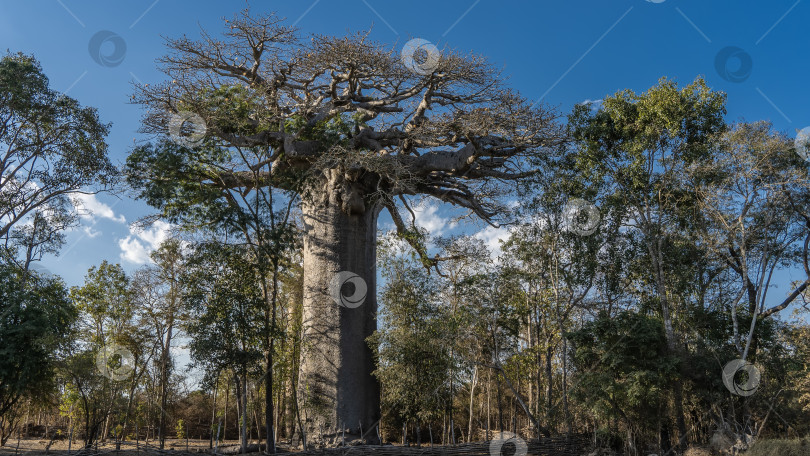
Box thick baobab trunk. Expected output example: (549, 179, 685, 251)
(299, 174, 381, 443)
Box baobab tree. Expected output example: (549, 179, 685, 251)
(128, 10, 562, 443)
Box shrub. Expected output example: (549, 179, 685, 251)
(175, 419, 185, 439)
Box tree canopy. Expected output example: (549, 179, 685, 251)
(0, 53, 117, 265)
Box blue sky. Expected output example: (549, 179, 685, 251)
(1, 0, 809, 290)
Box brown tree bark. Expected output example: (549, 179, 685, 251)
(159, 320, 173, 449)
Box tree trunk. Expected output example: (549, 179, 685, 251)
(467, 366, 477, 443)
(159, 321, 173, 450)
(546, 342, 553, 422)
(656, 285, 688, 450)
(209, 379, 218, 449)
(562, 337, 572, 435)
(496, 372, 504, 433)
(237, 372, 248, 453)
(298, 181, 381, 442)
(264, 309, 275, 453)
(261, 255, 282, 454)
(486, 369, 491, 441)
(101, 407, 110, 443)
(224, 376, 230, 441)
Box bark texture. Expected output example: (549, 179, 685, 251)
(299, 170, 380, 440)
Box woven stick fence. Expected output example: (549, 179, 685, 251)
(55, 440, 202, 456)
(33, 435, 589, 456)
(292, 434, 589, 456)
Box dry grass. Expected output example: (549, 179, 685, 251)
(745, 438, 810, 456)
(683, 446, 713, 456)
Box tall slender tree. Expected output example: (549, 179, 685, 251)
(568, 77, 727, 450)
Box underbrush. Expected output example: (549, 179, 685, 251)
(745, 438, 810, 456)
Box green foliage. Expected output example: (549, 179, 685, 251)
(0, 262, 75, 415)
(183, 242, 267, 382)
(594, 428, 625, 453)
(125, 139, 300, 258)
(59, 384, 81, 420)
(568, 77, 726, 226)
(283, 112, 360, 148)
(59, 347, 113, 446)
(69, 261, 134, 351)
(61, 261, 148, 447)
(0, 52, 117, 254)
(372, 239, 454, 426)
(0, 53, 114, 177)
(196, 85, 270, 137)
(175, 419, 185, 439)
(125, 140, 239, 228)
(567, 311, 678, 429)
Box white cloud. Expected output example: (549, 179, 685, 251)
(118, 220, 173, 264)
(412, 203, 456, 235)
(170, 345, 189, 358)
(473, 224, 512, 261)
(82, 225, 102, 238)
(73, 193, 126, 224)
(580, 99, 603, 108)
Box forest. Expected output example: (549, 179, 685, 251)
(1, 8, 809, 456)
